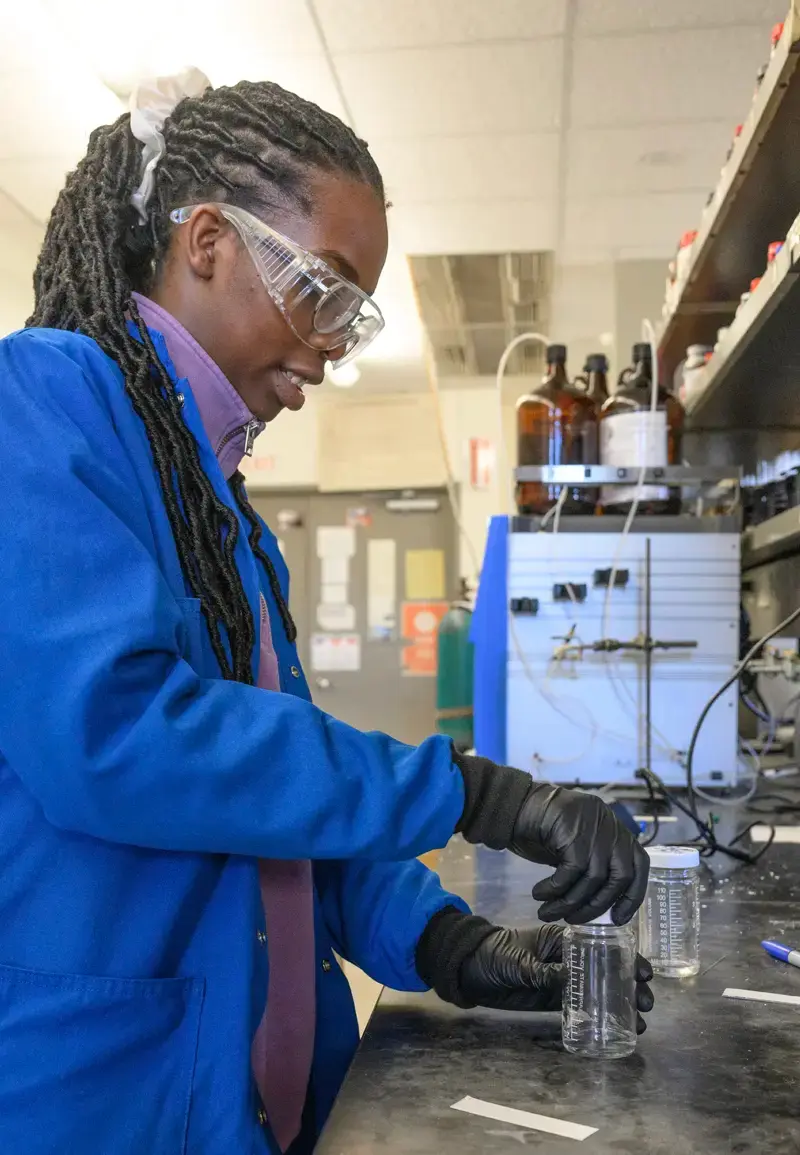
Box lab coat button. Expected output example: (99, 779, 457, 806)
(290, 666, 301, 678)
(321, 958, 332, 973)
(257, 930, 267, 945)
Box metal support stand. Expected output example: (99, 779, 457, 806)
(644, 536, 653, 777)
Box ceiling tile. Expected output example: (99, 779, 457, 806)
(373, 132, 559, 204)
(0, 188, 41, 230)
(0, 6, 53, 71)
(206, 53, 348, 122)
(0, 158, 75, 224)
(562, 191, 702, 259)
(35, 0, 322, 78)
(392, 199, 557, 255)
(192, 0, 322, 55)
(566, 121, 732, 198)
(0, 190, 45, 285)
(575, 0, 786, 35)
(335, 41, 564, 139)
(570, 26, 768, 126)
(0, 69, 122, 161)
(315, 0, 566, 53)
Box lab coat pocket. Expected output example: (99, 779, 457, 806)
(0, 961, 205, 1155)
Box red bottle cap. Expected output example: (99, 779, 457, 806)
(767, 241, 783, 262)
(772, 22, 784, 47)
(734, 124, 743, 137)
(750, 277, 762, 292)
(679, 230, 698, 249)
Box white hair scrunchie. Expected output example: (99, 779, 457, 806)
(129, 67, 211, 224)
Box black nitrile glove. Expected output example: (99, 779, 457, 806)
(454, 751, 649, 925)
(416, 907, 654, 1031)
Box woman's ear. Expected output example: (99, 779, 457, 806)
(182, 206, 229, 282)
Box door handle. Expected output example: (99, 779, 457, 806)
(315, 677, 331, 690)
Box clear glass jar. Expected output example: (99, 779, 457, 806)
(562, 912, 637, 1060)
(639, 845, 701, 978)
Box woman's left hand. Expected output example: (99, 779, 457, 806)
(416, 909, 654, 1030)
(460, 923, 654, 1031)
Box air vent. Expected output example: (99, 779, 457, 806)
(408, 251, 554, 378)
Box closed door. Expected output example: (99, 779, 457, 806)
(250, 489, 456, 745)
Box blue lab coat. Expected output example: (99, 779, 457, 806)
(0, 325, 467, 1155)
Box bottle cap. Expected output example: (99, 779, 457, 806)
(588, 909, 616, 926)
(772, 21, 784, 47)
(679, 229, 697, 249)
(546, 343, 567, 364)
(646, 845, 701, 869)
(585, 353, 608, 373)
(632, 342, 652, 363)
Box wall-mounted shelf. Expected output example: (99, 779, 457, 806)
(742, 505, 800, 569)
(684, 221, 800, 427)
(514, 465, 738, 485)
(659, 4, 800, 384)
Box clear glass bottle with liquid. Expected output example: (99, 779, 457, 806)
(598, 342, 684, 515)
(516, 344, 598, 517)
(562, 911, 637, 1060)
(639, 845, 701, 978)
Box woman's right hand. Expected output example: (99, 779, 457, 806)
(453, 751, 649, 926)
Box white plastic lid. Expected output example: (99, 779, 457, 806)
(589, 909, 615, 926)
(646, 845, 700, 869)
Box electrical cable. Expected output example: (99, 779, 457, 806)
(495, 331, 552, 516)
(685, 603, 800, 818)
(740, 689, 771, 724)
(688, 741, 761, 809)
(421, 334, 483, 582)
(638, 766, 776, 865)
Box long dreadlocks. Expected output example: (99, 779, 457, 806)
(28, 81, 385, 683)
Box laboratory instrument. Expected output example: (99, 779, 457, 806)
(473, 469, 741, 787)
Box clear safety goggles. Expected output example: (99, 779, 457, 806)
(169, 203, 384, 367)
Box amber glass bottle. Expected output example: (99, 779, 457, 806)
(516, 344, 598, 516)
(599, 343, 684, 515)
(580, 353, 610, 408)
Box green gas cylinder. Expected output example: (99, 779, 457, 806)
(436, 582, 474, 752)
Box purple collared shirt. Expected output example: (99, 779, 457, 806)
(133, 293, 315, 1152)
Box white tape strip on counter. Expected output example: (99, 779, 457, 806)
(451, 1096, 598, 1141)
(749, 825, 800, 844)
(723, 988, 800, 1008)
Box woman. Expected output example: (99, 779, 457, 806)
(0, 74, 651, 1154)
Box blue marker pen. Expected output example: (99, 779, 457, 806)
(762, 940, 800, 970)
